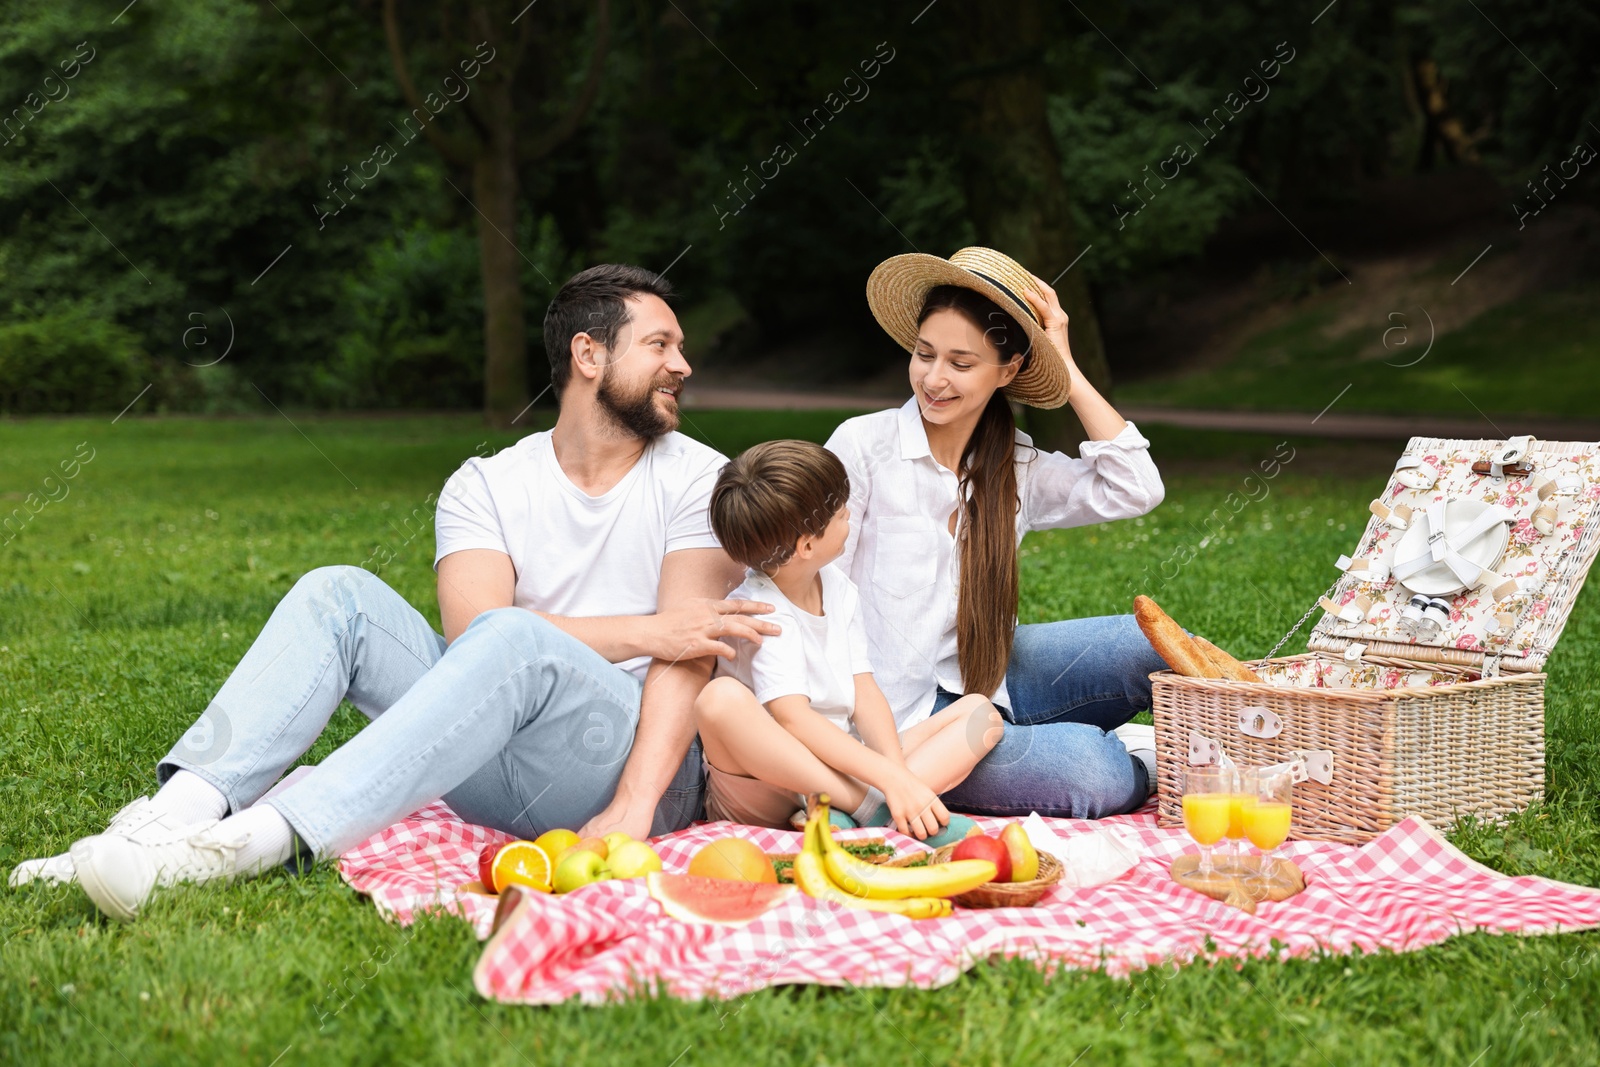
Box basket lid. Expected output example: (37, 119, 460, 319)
(1304, 435, 1600, 673)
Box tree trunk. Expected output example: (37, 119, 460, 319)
(948, 0, 1108, 454)
(473, 77, 528, 430)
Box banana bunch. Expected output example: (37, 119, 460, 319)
(790, 796, 997, 920)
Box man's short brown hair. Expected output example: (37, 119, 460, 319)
(543, 264, 673, 398)
(710, 440, 849, 572)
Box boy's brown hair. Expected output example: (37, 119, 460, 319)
(710, 440, 849, 572)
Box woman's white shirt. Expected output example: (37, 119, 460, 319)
(825, 398, 1164, 730)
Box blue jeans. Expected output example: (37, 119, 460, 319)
(156, 566, 704, 860)
(936, 615, 1163, 819)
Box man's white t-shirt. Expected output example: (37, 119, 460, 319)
(718, 564, 875, 738)
(433, 430, 726, 682)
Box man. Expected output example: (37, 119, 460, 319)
(12, 264, 778, 922)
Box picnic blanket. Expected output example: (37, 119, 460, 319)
(336, 801, 1600, 1005)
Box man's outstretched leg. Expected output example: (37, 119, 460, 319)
(10, 565, 445, 890)
(70, 608, 672, 921)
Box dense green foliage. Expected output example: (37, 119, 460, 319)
(2, 413, 1599, 1063)
(1, 1, 1595, 413)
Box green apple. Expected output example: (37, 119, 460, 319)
(601, 831, 634, 856)
(608, 840, 663, 879)
(552, 848, 611, 893)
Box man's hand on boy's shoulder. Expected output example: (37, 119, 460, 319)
(643, 597, 782, 662)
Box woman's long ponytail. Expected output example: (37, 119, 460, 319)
(954, 390, 1021, 697)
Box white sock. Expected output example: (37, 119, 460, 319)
(851, 786, 887, 825)
(152, 770, 229, 825)
(218, 805, 296, 875)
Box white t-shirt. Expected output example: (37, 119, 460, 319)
(433, 430, 726, 682)
(718, 565, 875, 739)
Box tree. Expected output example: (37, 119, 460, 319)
(940, 0, 1110, 452)
(381, 0, 611, 427)
(0, 0, 412, 412)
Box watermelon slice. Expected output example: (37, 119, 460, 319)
(647, 872, 797, 926)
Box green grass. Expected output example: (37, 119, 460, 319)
(1120, 281, 1600, 419)
(3, 413, 1599, 1065)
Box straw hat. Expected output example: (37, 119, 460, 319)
(865, 246, 1073, 409)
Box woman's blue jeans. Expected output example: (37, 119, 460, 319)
(936, 615, 1164, 819)
(155, 566, 704, 860)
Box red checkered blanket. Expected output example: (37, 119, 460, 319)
(336, 802, 1600, 1005)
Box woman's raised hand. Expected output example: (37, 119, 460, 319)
(1022, 272, 1077, 373)
(647, 597, 780, 662)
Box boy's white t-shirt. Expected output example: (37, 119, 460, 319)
(718, 564, 875, 738)
(433, 430, 726, 682)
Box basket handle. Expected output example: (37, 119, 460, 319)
(1262, 750, 1334, 786)
(1189, 728, 1334, 785)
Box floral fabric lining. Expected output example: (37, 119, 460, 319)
(1310, 439, 1599, 667)
(1260, 655, 1477, 692)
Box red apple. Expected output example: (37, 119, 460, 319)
(950, 832, 1011, 883)
(477, 842, 501, 890)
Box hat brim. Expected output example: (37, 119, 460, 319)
(865, 253, 1073, 409)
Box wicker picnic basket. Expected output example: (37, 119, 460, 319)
(1154, 435, 1600, 844)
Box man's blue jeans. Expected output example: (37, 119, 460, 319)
(155, 566, 704, 860)
(937, 615, 1163, 819)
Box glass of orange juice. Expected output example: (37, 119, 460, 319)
(1220, 769, 1257, 875)
(1241, 768, 1293, 881)
(1181, 767, 1231, 876)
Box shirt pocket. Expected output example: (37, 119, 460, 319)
(869, 515, 941, 599)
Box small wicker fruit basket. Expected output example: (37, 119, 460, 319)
(883, 846, 1064, 907)
(1154, 435, 1600, 843)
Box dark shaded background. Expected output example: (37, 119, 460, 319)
(1, 0, 1594, 435)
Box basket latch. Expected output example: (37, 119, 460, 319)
(1238, 706, 1282, 738)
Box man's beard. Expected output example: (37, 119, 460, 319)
(596, 370, 680, 439)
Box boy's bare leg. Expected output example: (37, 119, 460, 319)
(694, 677, 868, 813)
(899, 695, 1004, 794)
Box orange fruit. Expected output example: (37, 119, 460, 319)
(532, 828, 580, 858)
(686, 838, 777, 884)
(490, 842, 553, 894)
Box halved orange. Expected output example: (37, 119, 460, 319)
(490, 842, 553, 894)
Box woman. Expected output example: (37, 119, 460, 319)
(825, 246, 1167, 819)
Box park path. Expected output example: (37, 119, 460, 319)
(680, 386, 1600, 442)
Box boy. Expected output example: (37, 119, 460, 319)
(694, 440, 1001, 843)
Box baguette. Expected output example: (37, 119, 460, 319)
(1189, 639, 1229, 678)
(1133, 595, 1215, 678)
(1193, 635, 1263, 682)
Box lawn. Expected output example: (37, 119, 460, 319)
(1120, 281, 1600, 420)
(2, 412, 1599, 1066)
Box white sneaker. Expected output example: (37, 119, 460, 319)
(8, 853, 78, 888)
(71, 821, 252, 922)
(1113, 722, 1158, 788)
(8, 795, 203, 889)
